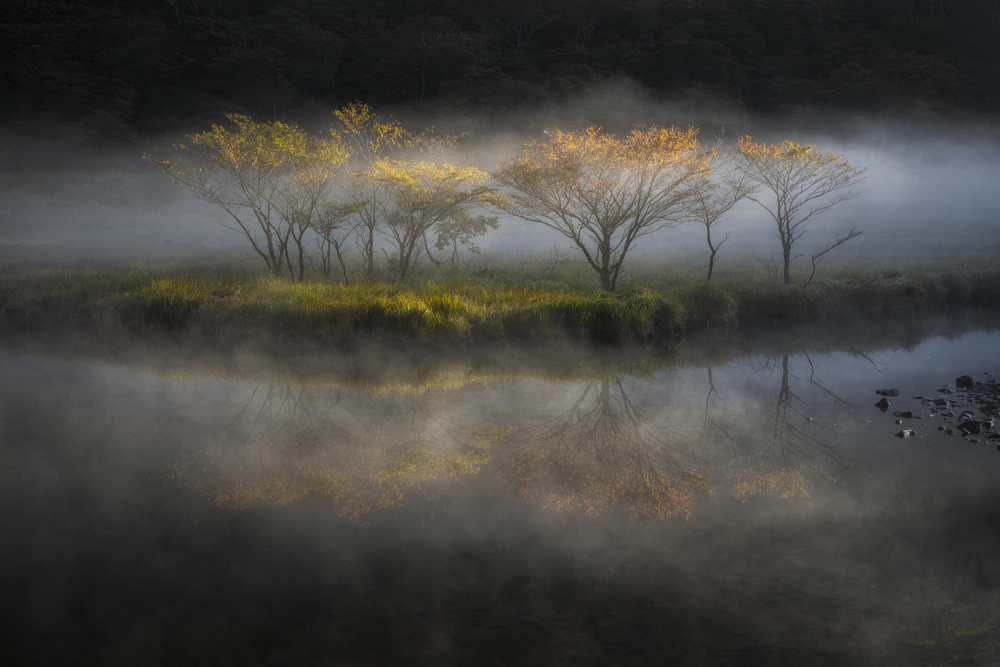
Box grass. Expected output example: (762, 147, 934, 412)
(1, 254, 999, 344)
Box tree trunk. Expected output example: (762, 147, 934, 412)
(422, 234, 443, 269)
(782, 243, 791, 285)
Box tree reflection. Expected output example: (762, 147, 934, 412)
(165, 352, 857, 522)
(500, 378, 711, 520)
(727, 354, 852, 502)
(167, 384, 495, 522)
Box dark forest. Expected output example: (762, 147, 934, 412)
(3, 0, 997, 140)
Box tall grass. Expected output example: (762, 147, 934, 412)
(1, 257, 999, 343)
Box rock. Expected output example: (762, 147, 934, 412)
(896, 430, 917, 438)
(958, 420, 983, 435)
(938, 425, 945, 431)
(937, 388, 954, 394)
(875, 398, 891, 411)
(933, 398, 950, 407)
(956, 375, 974, 388)
(944, 429, 955, 435)
(959, 411, 975, 421)
(968, 438, 980, 443)
(876, 388, 900, 397)
(893, 411, 914, 419)
(895, 419, 903, 425)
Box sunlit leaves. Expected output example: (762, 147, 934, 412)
(495, 125, 711, 290)
(147, 114, 349, 280)
(732, 137, 866, 284)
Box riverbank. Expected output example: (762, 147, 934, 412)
(1, 261, 999, 345)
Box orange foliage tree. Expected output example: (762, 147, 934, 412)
(732, 139, 866, 285)
(494, 126, 711, 291)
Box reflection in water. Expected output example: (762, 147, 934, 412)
(170, 384, 495, 522)
(501, 378, 710, 520)
(2, 329, 999, 666)
(726, 355, 853, 503)
(168, 354, 860, 522)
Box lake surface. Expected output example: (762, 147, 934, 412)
(2, 319, 999, 666)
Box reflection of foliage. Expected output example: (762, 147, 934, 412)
(502, 379, 710, 520)
(161, 351, 859, 522)
(906, 604, 999, 666)
(165, 385, 499, 523)
(725, 354, 851, 503)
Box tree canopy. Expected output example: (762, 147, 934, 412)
(495, 125, 711, 290)
(732, 138, 866, 285)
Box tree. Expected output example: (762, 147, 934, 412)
(494, 126, 711, 291)
(329, 102, 415, 280)
(278, 139, 349, 281)
(432, 211, 502, 267)
(148, 114, 346, 280)
(375, 161, 505, 281)
(685, 148, 756, 281)
(732, 138, 866, 285)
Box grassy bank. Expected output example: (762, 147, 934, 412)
(1, 259, 999, 343)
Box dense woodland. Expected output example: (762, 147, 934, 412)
(3, 0, 999, 140)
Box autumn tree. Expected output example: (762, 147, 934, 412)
(375, 161, 505, 281)
(329, 102, 414, 280)
(330, 102, 503, 281)
(431, 210, 501, 267)
(684, 148, 756, 282)
(494, 126, 711, 291)
(732, 138, 866, 285)
(148, 114, 347, 280)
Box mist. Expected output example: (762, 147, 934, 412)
(3, 79, 1000, 665)
(2, 318, 998, 665)
(3, 88, 1000, 269)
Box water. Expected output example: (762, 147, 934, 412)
(1, 321, 999, 666)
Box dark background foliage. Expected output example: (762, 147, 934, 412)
(2, 0, 998, 138)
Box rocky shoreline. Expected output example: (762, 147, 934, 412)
(875, 375, 1000, 447)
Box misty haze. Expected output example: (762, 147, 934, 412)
(3, 1, 1000, 665)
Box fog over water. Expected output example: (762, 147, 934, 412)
(2, 96, 1000, 664)
(1, 315, 998, 665)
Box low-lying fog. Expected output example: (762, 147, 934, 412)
(1, 317, 998, 665)
(3, 88, 1000, 665)
(3, 89, 1000, 266)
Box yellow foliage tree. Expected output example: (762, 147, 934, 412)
(732, 138, 866, 285)
(329, 102, 417, 279)
(374, 160, 506, 281)
(147, 114, 348, 280)
(494, 125, 711, 291)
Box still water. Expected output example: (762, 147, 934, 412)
(1, 319, 999, 666)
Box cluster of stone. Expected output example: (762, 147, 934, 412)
(875, 374, 1000, 448)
